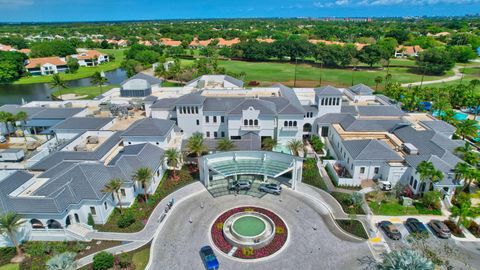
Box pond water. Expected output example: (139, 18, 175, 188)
(0, 68, 127, 105)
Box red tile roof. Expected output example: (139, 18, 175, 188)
(25, 57, 66, 69)
(75, 50, 105, 60)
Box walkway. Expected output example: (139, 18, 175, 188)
(401, 64, 480, 87)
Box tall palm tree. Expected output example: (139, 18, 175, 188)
(464, 168, 480, 192)
(287, 139, 303, 156)
(15, 111, 28, 141)
(456, 119, 478, 140)
(216, 138, 235, 151)
(186, 133, 208, 158)
(0, 111, 14, 136)
(454, 162, 470, 181)
(0, 212, 26, 258)
(132, 167, 153, 203)
(261, 137, 277, 151)
(49, 73, 68, 99)
(374, 76, 383, 91)
(101, 178, 124, 213)
(450, 194, 480, 227)
(90, 71, 108, 95)
(440, 109, 458, 126)
(416, 161, 443, 192)
(46, 252, 77, 270)
(165, 148, 181, 180)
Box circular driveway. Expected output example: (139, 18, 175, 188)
(150, 188, 372, 270)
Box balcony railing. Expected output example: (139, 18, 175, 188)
(282, 126, 298, 131)
(241, 125, 261, 131)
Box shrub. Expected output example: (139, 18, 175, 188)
(93, 251, 114, 270)
(467, 221, 480, 238)
(87, 213, 95, 226)
(118, 253, 132, 268)
(443, 220, 464, 237)
(310, 136, 324, 153)
(0, 247, 16, 266)
(24, 241, 47, 257)
(117, 211, 135, 228)
(421, 191, 441, 210)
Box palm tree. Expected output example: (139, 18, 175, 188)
(0, 212, 26, 258)
(464, 168, 480, 192)
(165, 148, 181, 180)
(374, 76, 383, 91)
(455, 162, 470, 181)
(15, 111, 28, 141)
(186, 133, 208, 158)
(261, 137, 277, 151)
(456, 119, 478, 140)
(440, 109, 458, 126)
(46, 252, 77, 270)
(450, 194, 480, 227)
(287, 139, 303, 156)
(378, 249, 434, 270)
(49, 73, 68, 99)
(101, 179, 124, 213)
(416, 161, 443, 192)
(0, 111, 14, 136)
(132, 167, 153, 203)
(216, 138, 235, 151)
(90, 71, 108, 95)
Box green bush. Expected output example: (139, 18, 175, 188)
(87, 213, 95, 226)
(93, 251, 115, 270)
(0, 247, 16, 266)
(24, 241, 47, 257)
(117, 211, 136, 228)
(310, 136, 324, 153)
(118, 253, 133, 268)
(421, 191, 441, 210)
(302, 158, 328, 191)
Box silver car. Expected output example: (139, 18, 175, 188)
(259, 183, 282, 195)
(228, 180, 251, 191)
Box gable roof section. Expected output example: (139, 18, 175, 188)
(356, 105, 405, 117)
(274, 84, 306, 115)
(175, 92, 207, 105)
(228, 98, 277, 115)
(343, 139, 402, 161)
(315, 85, 342, 96)
(51, 117, 113, 131)
(121, 118, 175, 137)
(349, 84, 374, 95)
(121, 72, 162, 86)
(420, 120, 456, 134)
(203, 97, 244, 112)
(150, 98, 178, 109)
(26, 57, 66, 69)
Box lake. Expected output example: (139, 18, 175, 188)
(0, 68, 127, 105)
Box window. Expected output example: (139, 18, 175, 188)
(293, 121, 297, 127)
(374, 167, 379, 174)
(157, 170, 160, 176)
(249, 119, 253, 126)
(244, 119, 248, 125)
(206, 131, 210, 138)
(196, 119, 200, 125)
(214, 132, 218, 138)
(284, 121, 288, 126)
(221, 116, 224, 123)
(90, 207, 96, 215)
(120, 189, 126, 196)
(104, 202, 107, 210)
(195, 107, 198, 114)
(254, 119, 258, 126)
(213, 116, 217, 123)
(230, 136, 241, 140)
(360, 167, 365, 174)
(178, 107, 182, 114)
(410, 176, 414, 185)
(221, 132, 225, 137)
(205, 116, 209, 123)
(187, 107, 191, 114)
(413, 180, 418, 189)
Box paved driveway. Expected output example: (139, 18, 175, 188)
(150, 188, 372, 270)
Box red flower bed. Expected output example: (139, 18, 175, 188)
(211, 206, 288, 259)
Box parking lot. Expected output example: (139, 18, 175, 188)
(376, 219, 480, 269)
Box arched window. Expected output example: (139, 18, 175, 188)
(303, 123, 312, 132)
(337, 98, 340, 105)
(329, 98, 332, 105)
(195, 107, 199, 114)
(249, 119, 253, 126)
(254, 119, 258, 126)
(321, 98, 325, 105)
(289, 121, 293, 126)
(284, 121, 288, 126)
(30, 219, 44, 229)
(293, 121, 297, 127)
(47, 219, 62, 229)
(244, 119, 248, 126)
(183, 107, 186, 114)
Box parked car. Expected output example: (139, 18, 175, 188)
(259, 183, 282, 195)
(378, 221, 402, 240)
(199, 246, 219, 270)
(228, 180, 251, 191)
(405, 218, 429, 236)
(378, 180, 392, 191)
(0, 135, 6, 143)
(428, 220, 451, 239)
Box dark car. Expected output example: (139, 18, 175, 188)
(378, 221, 402, 240)
(428, 220, 451, 239)
(200, 246, 219, 270)
(405, 218, 429, 236)
(228, 180, 251, 191)
(259, 183, 282, 195)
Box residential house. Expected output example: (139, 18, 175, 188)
(71, 50, 109, 67)
(25, 57, 68, 76)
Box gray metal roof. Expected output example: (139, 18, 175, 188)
(186, 75, 244, 88)
(175, 93, 207, 105)
(356, 105, 405, 117)
(315, 85, 342, 96)
(30, 132, 122, 171)
(229, 99, 277, 115)
(314, 113, 353, 125)
(343, 139, 402, 161)
(144, 95, 158, 102)
(0, 105, 83, 120)
(420, 120, 456, 134)
(349, 84, 374, 95)
(275, 84, 306, 114)
(340, 105, 359, 115)
(150, 98, 178, 110)
(393, 126, 448, 157)
(341, 118, 406, 132)
(51, 117, 114, 131)
(121, 118, 175, 137)
(121, 72, 162, 86)
(0, 171, 33, 214)
(203, 97, 244, 112)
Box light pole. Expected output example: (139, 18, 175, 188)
(293, 57, 298, 87)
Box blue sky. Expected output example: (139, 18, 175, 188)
(0, 0, 479, 22)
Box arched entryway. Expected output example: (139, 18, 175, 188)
(30, 219, 44, 229)
(47, 219, 62, 229)
(303, 123, 312, 133)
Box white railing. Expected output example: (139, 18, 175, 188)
(241, 125, 261, 131)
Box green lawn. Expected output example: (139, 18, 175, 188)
(181, 59, 452, 88)
(52, 84, 119, 100)
(331, 192, 365, 215)
(14, 49, 125, 85)
(368, 201, 442, 216)
(0, 264, 18, 270)
(132, 246, 150, 270)
(335, 219, 369, 239)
